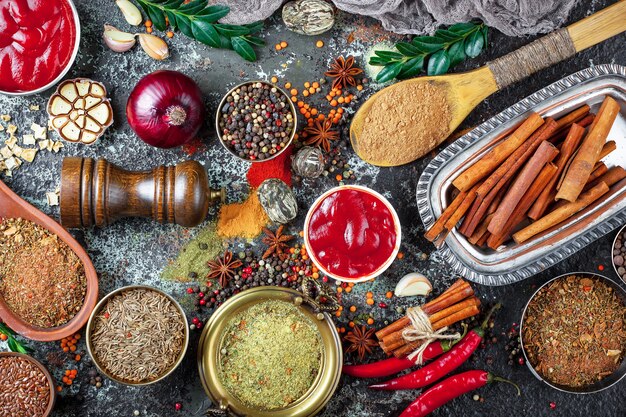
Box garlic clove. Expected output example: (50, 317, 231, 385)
(48, 95, 73, 116)
(137, 33, 170, 61)
(60, 82, 78, 102)
(87, 102, 113, 126)
(51, 116, 69, 129)
(84, 116, 103, 134)
(81, 131, 98, 145)
(90, 83, 106, 97)
(103, 25, 136, 53)
(394, 273, 433, 297)
(75, 79, 91, 97)
(61, 122, 81, 142)
(115, 0, 143, 26)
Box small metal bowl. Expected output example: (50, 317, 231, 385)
(86, 285, 189, 386)
(304, 185, 402, 283)
(215, 80, 297, 163)
(198, 286, 342, 417)
(611, 224, 626, 283)
(0, 352, 57, 416)
(520, 271, 626, 394)
(0, 0, 81, 96)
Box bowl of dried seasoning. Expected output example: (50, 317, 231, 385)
(521, 272, 626, 393)
(85, 285, 189, 386)
(0, 352, 57, 417)
(0, 180, 98, 342)
(198, 286, 342, 417)
(215, 80, 297, 162)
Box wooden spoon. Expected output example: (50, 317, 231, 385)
(350, 0, 626, 167)
(0, 179, 98, 341)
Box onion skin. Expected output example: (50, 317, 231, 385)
(126, 70, 204, 148)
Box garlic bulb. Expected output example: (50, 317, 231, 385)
(137, 33, 170, 61)
(103, 25, 136, 53)
(47, 79, 113, 144)
(116, 0, 143, 26)
(282, 0, 335, 36)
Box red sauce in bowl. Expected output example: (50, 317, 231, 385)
(306, 187, 398, 280)
(0, 0, 77, 93)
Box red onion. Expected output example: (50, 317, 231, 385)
(126, 70, 204, 148)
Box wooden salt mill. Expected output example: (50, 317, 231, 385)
(60, 157, 225, 228)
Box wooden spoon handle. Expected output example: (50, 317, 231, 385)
(568, 0, 626, 52)
(488, 0, 626, 90)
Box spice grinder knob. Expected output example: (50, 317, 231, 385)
(60, 157, 224, 228)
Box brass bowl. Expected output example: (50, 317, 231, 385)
(0, 352, 57, 416)
(198, 286, 342, 416)
(86, 285, 189, 386)
(215, 80, 297, 163)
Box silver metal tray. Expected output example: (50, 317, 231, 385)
(417, 64, 626, 286)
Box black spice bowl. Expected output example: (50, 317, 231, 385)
(215, 80, 297, 163)
(612, 224, 626, 283)
(520, 271, 626, 394)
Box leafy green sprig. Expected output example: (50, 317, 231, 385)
(135, 0, 265, 61)
(370, 22, 488, 82)
(0, 322, 30, 354)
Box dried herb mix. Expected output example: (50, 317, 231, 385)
(0, 217, 86, 328)
(90, 288, 186, 383)
(0, 355, 51, 417)
(219, 299, 323, 410)
(523, 275, 626, 387)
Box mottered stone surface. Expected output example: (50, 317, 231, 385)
(0, 0, 625, 416)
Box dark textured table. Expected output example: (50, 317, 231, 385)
(1, 1, 625, 416)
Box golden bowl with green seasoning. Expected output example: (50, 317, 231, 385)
(198, 286, 342, 417)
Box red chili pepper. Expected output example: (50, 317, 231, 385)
(342, 339, 452, 379)
(369, 304, 499, 390)
(398, 370, 520, 417)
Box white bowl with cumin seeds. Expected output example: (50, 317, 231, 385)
(85, 285, 189, 386)
(520, 272, 626, 394)
(0, 352, 57, 417)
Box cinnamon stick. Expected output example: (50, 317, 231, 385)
(452, 113, 544, 192)
(432, 305, 481, 331)
(425, 189, 468, 242)
(463, 119, 558, 236)
(549, 113, 595, 144)
(422, 285, 473, 315)
(487, 163, 558, 249)
(598, 140, 617, 161)
(583, 166, 626, 192)
(476, 232, 490, 247)
(556, 96, 620, 202)
(476, 119, 557, 199)
(513, 181, 610, 244)
(468, 213, 494, 245)
(460, 180, 507, 236)
(528, 124, 586, 220)
(443, 184, 481, 230)
(488, 141, 559, 237)
(589, 162, 609, 181)
(555, 104, 590, 130)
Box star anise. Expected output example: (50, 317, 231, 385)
(262, 225, 294, 259)
(207, 251, 242, 288)
(303, 118, 338, 152)
(344, 325, 378, 361)
(325, 55, 363, 90)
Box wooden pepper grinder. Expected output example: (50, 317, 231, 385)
(60, 157, 225, 228)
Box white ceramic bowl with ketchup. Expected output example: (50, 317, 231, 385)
(304, 185, 401, 283)
(0, 0, 80, 96)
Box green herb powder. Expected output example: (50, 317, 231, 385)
(219, 299, 323, 410)
(161, 223, 222, 282)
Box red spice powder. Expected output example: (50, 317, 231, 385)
(246, 145, 293, 188)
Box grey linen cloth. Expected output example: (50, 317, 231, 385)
(214, 0, 579, 36)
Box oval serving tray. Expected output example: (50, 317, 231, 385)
(417, 64, 626, 286)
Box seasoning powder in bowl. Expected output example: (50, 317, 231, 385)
(89, 288, 186, 384)
(0, 355, 52, 417)
(305, 186, 400, 281)
(0, 218, 86, 328)
(219, 299, 324, 410)
(523, 275, 626, 388)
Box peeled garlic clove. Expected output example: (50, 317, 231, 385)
(103, 25, 136, 53)
(137, 33, 170, 61)
(115, 0, 142, 26)
(395, 273, 433, 297)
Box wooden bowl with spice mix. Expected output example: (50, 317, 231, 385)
(0, 179, 98, 342)
(521, 272, 626, 393)
(215, 80, 297, 162)
(0, 352, 57, 417)
(85, 285, 189, 386)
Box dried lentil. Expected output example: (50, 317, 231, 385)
(0, 355, 51, 417)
